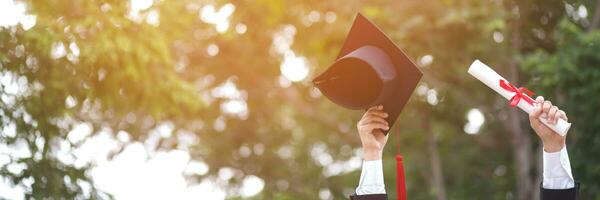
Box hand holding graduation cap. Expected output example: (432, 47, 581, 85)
(357, 105, 390, 161)
(314, 14, 417, 200)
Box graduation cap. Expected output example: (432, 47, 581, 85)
(313, 13, 422, 135)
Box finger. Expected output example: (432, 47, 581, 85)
(360, 119, 389, 126)
(529, 99, 543, 120)
(361, 106, 382, 121)
(362, 122, 390, 131)
(547, 106, 558, 124)
(553, 109, 563, 124)
(559, 110, 568, 122)
(362, 116, 389, 126)
(535, 96, 544, 106)
(541, 100, 552, 118)
(366, 105, 380, 112)
(362, 125, 389, 134)
(535, 96, 545, 109)
(365, 110, 388, 118)
(361, 121, 388, 128)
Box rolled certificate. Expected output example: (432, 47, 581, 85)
(468, 60, 571, 136)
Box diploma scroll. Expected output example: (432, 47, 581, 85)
(468, 60, 571, 136)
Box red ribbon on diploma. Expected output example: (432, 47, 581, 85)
(499, 79, 535, 107)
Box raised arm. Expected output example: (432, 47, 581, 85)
(529, 97, 577, 200)
(351, 105, 389, 200)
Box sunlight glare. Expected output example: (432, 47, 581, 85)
(51, 42, 67, 59)
(235, 23, 247, 34)
(207, 44, 219, 57)
(200, 3, 235, 33)
(464, 108, 485, 135)
(325, 12, 337, 23)
(578, 5, 588, 18)
(0, 178, 25, 200)
(67, 123, 92, 143)
(426, 89, 438, 105)
(271, 23, 310, 81)
(131, 0, 153, 12)
(308, 11, 320, 22)
(416, 84, 428, 96)
(319, 188, 332, 200)
(220, 99, 248, 119)
(240, 175, 265, 198)
(493, 32, 504, 43)
(184, 161, 209, 176)
(211, 80, 243, 99)
(419, 55, 434, 67)
(0, 0, 36, 30)
(146, 10, 160, 26)
(128, 0, 153, 21)
(280, 53, 309, 82)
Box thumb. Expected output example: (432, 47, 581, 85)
(372, 129, 388, 142)
(372, 129, 385, 138)
(529, 96, 543, 124)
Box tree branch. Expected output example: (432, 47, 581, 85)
(589, 0, 600, 31)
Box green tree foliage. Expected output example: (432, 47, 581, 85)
(0, 0, 598, 199)
(0, 0, 204, 199)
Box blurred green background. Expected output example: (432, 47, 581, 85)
(1, 0, 599, 199)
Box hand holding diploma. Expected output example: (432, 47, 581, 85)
(468, 60, 572, 136)
(529, 97, 568, 152)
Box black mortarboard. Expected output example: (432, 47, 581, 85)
(313, 13, 422, 135)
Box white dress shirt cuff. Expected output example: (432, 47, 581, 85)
(543, 146, 575, 189)
(355, 160, 386, 195)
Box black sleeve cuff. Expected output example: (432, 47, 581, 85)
(349, 193, 387, 200)
(540, 182, 579, 200)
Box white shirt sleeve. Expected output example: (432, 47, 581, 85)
(542, 146, 575, 189)
(355, 160, 386, 195)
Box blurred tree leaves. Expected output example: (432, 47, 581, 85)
(0, 0, 599, 199)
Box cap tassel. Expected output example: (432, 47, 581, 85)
(395, 154, 406, 200)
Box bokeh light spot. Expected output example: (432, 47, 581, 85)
(464, 108, 485, 134)
(280, 54, 309, 82)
